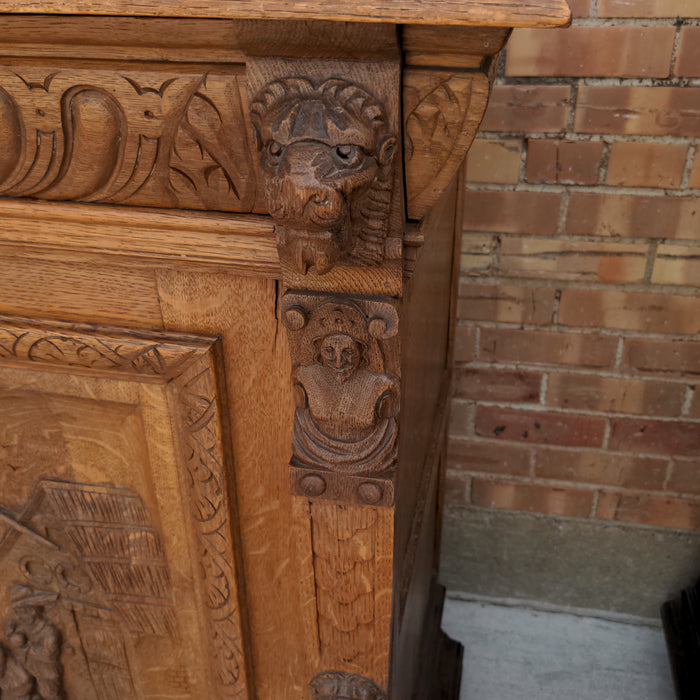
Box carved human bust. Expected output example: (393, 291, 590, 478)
(250, 78, 396, 274)
(284, 297, 399, 475)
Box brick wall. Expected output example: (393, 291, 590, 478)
(447, 1, 700, 531)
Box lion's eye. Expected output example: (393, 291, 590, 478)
(268, 141, 283, 159)
(334, 145, 363, 168)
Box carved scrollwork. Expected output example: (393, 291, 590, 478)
(250, 78, 397, 275)
(310, 670, 386, 700)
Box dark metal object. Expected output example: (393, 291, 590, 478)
(661, 578, 700, 700)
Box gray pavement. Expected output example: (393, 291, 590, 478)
(442, 597, 676, 700)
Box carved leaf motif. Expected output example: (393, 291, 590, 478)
(405, 77, 466, 171)
(169, 85, 255, 211)
(0, 67, 255, 214)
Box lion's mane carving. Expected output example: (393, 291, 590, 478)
(250, 78, 396, 275)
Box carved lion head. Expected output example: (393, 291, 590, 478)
(250, 78, 396, 274)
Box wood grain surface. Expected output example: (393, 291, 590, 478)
(0, 1, 571, 28)
(0, 317, 252, 698)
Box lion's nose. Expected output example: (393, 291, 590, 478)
(305, 187, 345, 225)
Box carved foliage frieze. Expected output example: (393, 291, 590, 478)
(281, 292, 399, 506)
(0, 317, 249, 698)
(310, 670, 386, 700)
(250, 77, 397, 276)
(0, 66, 258, 213)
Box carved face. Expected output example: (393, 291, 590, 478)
(318, 333, 361, 382)
(251, 79, 396, 274)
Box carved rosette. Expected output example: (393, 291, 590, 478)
(281, 291, 400, 506)
(310, 671, 386, 700)
(250, 77, 397, 276)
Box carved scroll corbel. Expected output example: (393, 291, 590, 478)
(281, 291, 400, 507)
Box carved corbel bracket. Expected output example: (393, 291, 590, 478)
(281, 290, 400, 506)
(248, 58, 403, 296)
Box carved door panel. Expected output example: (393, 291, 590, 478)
(0, 316, 250, 699)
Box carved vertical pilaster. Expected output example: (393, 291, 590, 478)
(247, 56, 403, 697)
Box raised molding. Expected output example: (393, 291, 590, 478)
(0, 316, 250, 698)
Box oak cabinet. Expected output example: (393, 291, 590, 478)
(0, 3, 569, 698)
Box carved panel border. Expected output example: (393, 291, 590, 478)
(0, 315, 249, 698)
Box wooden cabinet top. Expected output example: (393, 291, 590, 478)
(0, 0, 571, 28)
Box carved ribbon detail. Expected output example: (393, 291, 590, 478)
(250, 78, 396, 275)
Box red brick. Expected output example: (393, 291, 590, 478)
(567, 0, 590, 16)
(546, 373, 685, 416)
(463, 190, 561, 235)
(481, 85, 571, 133)
(472, 478, 594, 517)
(453, 325, 477, 363)
(457, 283, 556, 325)
(599, 0, 700, 17)
(460, 233, 495, 272)
(475, 406, 607, 447)
(668, 458, 700, 496)
(455, 367, 542, 402)
(567, 192, 699, 240)
(623, 338, 700, 375)
(597, 492, 700, 530)
(575, 86, 700, 137)
(675, 26, 700, 78)
(480, 328, 618, 368)
(535, 448, 667, 490)
(466, 138, 523, 184)
(609, 418, 700, 457)
(689, 152, 700, 189)
(499, 237, 647, 283)
(606, 142, 688, 188)
(690, 390, 700, 419)
(447, 439, 532, 476)
(506, 27, 674, 78)
(558, 289, 700, 335)
(526, 139, 602, 185)
(651, 244, 700, 287)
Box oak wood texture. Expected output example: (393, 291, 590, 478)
(282, 291, 401, 506)
(0, 6, 563, 698)
(0, 316, 251, 698)
(247, 57, 404, 295)
(0, 200, 278, 277)
(404, 69, 491, 219)
(0, 1, 571, 28)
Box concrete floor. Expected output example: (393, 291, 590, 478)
(442, 597, 676, 700)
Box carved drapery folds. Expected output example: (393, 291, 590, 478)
(250, 77, 397, 276)
(282, 292, 400, 507)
